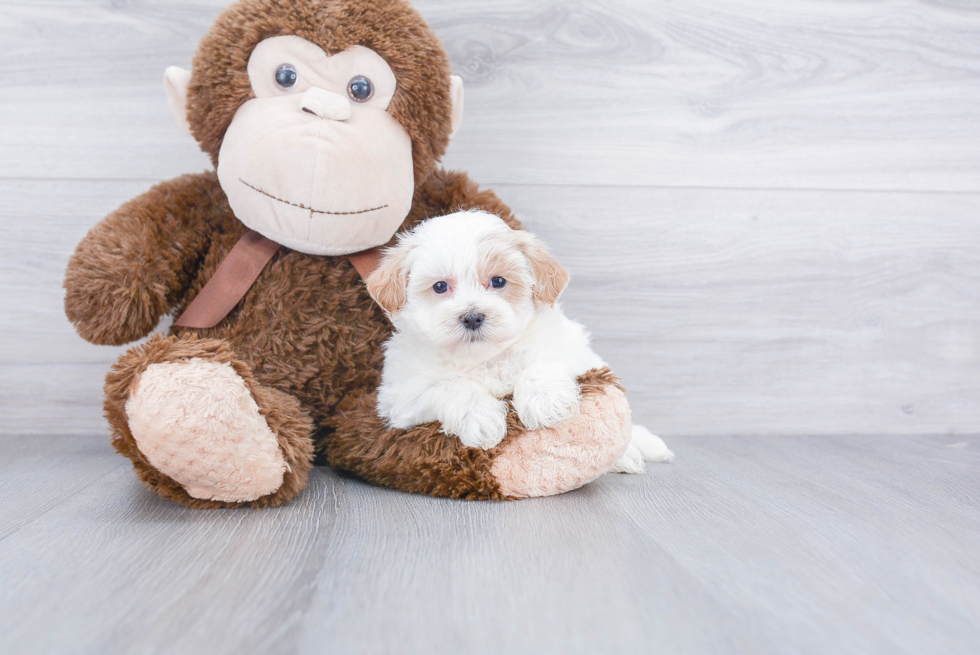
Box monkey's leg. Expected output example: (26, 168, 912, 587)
(326, 368, 632, 500)
(104, 334, 314, 508)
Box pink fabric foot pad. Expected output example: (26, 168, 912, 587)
(491, 383, 632, 498)
(125, 358, 287, 502)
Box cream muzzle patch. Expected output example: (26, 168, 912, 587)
(216, 36, 415, 256)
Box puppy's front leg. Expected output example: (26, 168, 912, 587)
(513, 362, 581, 430)
(431, 380, 509, 450)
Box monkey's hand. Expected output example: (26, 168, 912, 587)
(64, 173, 221, 345)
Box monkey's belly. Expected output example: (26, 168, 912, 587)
(173, 247, 391, 421)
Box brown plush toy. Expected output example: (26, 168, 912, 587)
(63, 0, 634, 508)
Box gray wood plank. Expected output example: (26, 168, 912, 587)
(0, 434, 122, 539)
(505, 184, 980, 437)
(0, 464, 344, 655)
(1, 0, 978, 190)
(0, 179, 159, 435)
(613, 435, 980, 655)
(5, 179, 978, 437)
(0, 435, 977, 654)
(0, 363, 120, 438)
(3, 2, 979, 653)
(292, 473, 772, 655)
(0, 178, 153, 365)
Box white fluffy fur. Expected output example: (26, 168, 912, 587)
(609, 425, 676, 473)
(372, 211, 672, 471)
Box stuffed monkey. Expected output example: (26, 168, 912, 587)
(63, 0, 634, 508)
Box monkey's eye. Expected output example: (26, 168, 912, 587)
(347, 75, 374, 102)
(275, 64, 298, 90)
(490, 277, 507, 289)
(433, 281, 449, 294)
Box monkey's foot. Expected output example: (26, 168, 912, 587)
(325, 368, 635, 501)
(491, 369, 633, 497)
(106, 334, 314, 508)
(125, 358, 286, 502)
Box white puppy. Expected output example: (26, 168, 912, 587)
(366, 210, 673, 472)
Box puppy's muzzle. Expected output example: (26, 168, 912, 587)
(460, 312, 485, 331)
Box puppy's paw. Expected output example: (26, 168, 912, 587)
(453, 397, 509, 450)
(609, 443, 646, 474)
(513, 372, 581, 430)
(631, 425, 675, 463)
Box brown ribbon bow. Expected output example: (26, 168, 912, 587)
(174, 230, 382, 329)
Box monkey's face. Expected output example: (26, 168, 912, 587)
(216, 36, 415, 256)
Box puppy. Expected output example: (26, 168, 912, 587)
(366, 210, 673, 472)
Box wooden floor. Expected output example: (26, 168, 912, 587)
(0, 434, 977, 654)
(2, 0, 980, 652)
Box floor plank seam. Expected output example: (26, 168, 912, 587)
(0, 462, 127, 544)
(2, 177, 980, 197)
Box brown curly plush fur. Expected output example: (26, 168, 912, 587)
(327, 367, 625, 500)
(104, 334, 315, 509)
(67, 167, 521, 507)
(64, 0, 628, 508)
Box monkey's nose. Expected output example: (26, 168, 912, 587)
(300, 87, 351, 121)
(460, 312, 486, 331)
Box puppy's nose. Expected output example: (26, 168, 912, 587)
(460, 312, 485, 331)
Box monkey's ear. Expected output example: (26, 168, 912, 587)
(164, 66, 193, 137)
(448, 75, 464, 139)
(365, 246, 411, 315)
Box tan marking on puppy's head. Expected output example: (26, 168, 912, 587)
(477, 237, 532, 304)
(508, 230, 570, 306)
(365, 244, 411, 315)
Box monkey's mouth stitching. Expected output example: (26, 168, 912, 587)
(239, 179, 388, 216)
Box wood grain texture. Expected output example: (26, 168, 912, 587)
(3, 0, 979, 439)
(0, 0, 979, 190)
(0, 434, 977, 654)
(5, 179, 978, 436)
(506, 184, 980, 436)
(0, 435, 122, 540)
(2, 3, 979, 653)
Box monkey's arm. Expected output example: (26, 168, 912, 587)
(327, 367, 631, 500)
(409, 169, 523, 230)
(64, 172, 223, 346)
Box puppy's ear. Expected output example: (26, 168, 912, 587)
(514, 230, 569, 306)
(366, 246, 410, 315)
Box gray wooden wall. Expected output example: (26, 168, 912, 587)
(1, 0, 978, 438)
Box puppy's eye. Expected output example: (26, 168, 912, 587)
(490, 277, 507, 289)
(347, 75, 374, 102)
(433, 281, 449, 294)
(275, 64, 298, 90)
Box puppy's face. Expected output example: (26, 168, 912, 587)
(366, 211, 569, 362)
